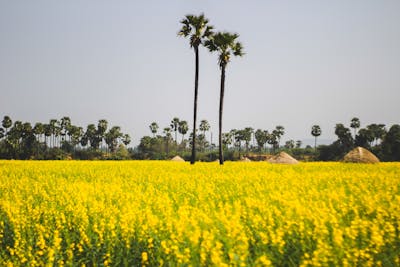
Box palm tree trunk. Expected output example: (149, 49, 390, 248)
(314, 136, 317, 153)
(219, 66, 226, 165)
(191, 46, 199, 164)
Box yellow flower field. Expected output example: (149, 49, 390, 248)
(0, 161, 399, 266)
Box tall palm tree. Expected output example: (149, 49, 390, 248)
(33, 122, 44, 143)
(255, 129, 267, 153)
(274, 125, 285, 149)
(163, 127, 172, 156)
(205, 32, 244, 165)
(311, 125, 322, 153)
(350, 117, 360, 138)
(243, 127, 254, 153)
(97, 119, 108, 150)
(149, 122, 159, 137)
(170, 117, 180, 144)
(105, 126, 122, 153)
(44, 124, 52, 148)
(60, 116, 71, 142)
(199, 119, 210, 142)
(49, 119, 58, 148)
(179, 14, 214, 164)
(178, 120, 189, 144)
(2, 116, 12, 136)
(122, 134, 131, 146)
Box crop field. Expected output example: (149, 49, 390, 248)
(0, 161, 399, 266)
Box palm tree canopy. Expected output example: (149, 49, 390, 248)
(350, 117, 361, 129)
(178, 14, 214, 49)
(2, 116, 12, 129)
(149, 122, 159, 134)
(311, 125, 322, 137)
(178, 120, 189, 135)
(205, 31, 244, 68)
(170, 117, 180, 131)
(199, 120, 210, 132)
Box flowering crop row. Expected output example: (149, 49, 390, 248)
(0, 161, 399, 266)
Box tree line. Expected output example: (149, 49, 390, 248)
(0, 115, 131, 160)
(1, 115, 399, 161)
(318, 118, 400, 162)
(136, 116, 400, 162)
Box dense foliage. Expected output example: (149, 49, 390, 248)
(0, 161, 399, 266)
(1, 115, 399, 161)
(0, 116, 131, 160)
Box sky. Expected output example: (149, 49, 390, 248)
(1, 0, 399, 147)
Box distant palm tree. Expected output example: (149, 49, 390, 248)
(2, 116, 12, 136)
(350, 117, 360, 138)
(97, 119, 108, 150)
(199, 119, 210, 150)
(255, 129, 267, 153)
(206, 31, 244, 164)
(44, 124, 52, 147)
(149, 122, 159, 137)
(170, 117, 180, 143)
(49, 119, 58, 147)
(163, 127, 172, 156)
(60, 116, 71, 142)
(178, 120, 189, 144)
(33, 122, 44, 143)
(179, 14, 214, 164)
(122, 134, 131, 146)
(274, 125, 285, 149)
(311, 125, 322, 152)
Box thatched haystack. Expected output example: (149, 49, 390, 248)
(343, 147, 380, 163)
(239, 157, 251, 162)
(267, 152, 299, 164)
(170, 155, 185, 162)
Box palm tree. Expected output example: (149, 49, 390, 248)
(311, 125, 321, 152)
(44, 124, 52, 148)
(199, 119, 210, 150)
(49, 119, 58, 148)
(267, 132, 278, 154)
(60, 116, 71, 142)
(105, 126, 122, 153)
(170, 117, 180, 144)
(296, 140, 302, 148)
(149, 122, 159, 137)
(33, 122, 44, 143)
(179, 14, 214, 164)
(178, 120, 189, 144)
(85, 124, 97, 149)
(350, 117, 360, 138)
(122, 134, 131, 146)
(205, 32, 244, 165)
(274, 125, 285, 149)
(97, 119, 108, 150)
(163, 127, 172, 156)
(2, 116, 12, 136)
(243, 127, 254, 153)
(255, 129, 267, 153)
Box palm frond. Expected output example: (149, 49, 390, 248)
(178, 14, 214, 49)
(206, 31, 244, 67)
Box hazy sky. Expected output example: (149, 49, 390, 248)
(1, 0, 399, 146)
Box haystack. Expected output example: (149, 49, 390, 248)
(267, 152, 298, 164)
(170, 155, 185, 162)
(343, 147, 379, 163)
(239, 157, 251, 162)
